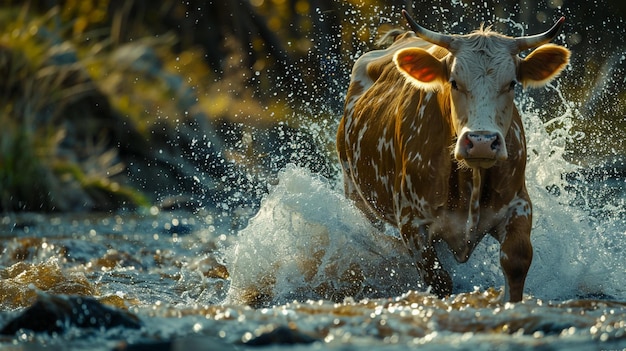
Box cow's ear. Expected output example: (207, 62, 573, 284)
(394, 48, 446, 90)
(518, 44, 570, 88)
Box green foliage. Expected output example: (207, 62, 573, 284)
(0, 24, 55, 211)
(0, 6, 147, 212)
(0, 118, 53, 211)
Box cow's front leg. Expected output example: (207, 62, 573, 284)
(401, 223, 452, 298)
(498, 196, 533, 302)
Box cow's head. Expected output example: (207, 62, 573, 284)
(394, 10, 570, 168)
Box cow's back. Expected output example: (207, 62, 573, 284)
(338, 34, 453, 226)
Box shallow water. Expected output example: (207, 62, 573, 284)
(1, 154, 625, 350)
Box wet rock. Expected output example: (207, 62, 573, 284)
(0, 261, 97, 309)
(576, 292, 617, 300)
(157, 195, 202, 212)
(112, 340, 171, 351)
(0, 294, 141, 335)
(94, 249, 146, 270)
(243, 326, 318, 346)
(114, 336, 237, 351)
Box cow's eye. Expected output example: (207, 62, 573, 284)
(450, 80, 458, 90)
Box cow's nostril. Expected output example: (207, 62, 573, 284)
(491, 136, 501, 151)
(465, 135, 474, 149)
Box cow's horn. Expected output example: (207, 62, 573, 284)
(402, 10, 453, 49)
(515, 17, 565, 51)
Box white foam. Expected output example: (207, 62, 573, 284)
(224, 165, 420, 306)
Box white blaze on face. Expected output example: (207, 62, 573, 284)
(394, 28, 569, 169)
(447, 40, 517, 165)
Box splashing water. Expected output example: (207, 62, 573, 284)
(225, 165, 419, 307)
(225, 59, 626, 308)
(226, 131, 625, 307)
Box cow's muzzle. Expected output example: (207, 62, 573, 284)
(456, 131, 507, 168)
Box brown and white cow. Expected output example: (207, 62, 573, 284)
(337, 10, 570, 302)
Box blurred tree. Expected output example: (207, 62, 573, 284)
(3, 0, 624, 159)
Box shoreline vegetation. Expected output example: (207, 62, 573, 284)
(0, 2, 333, 213)
(0, 1, 624, 213)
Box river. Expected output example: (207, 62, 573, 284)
(1, 108, 625, 349)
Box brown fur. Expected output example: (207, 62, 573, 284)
(337, 31, 549, 302)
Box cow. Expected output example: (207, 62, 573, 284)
(337, 10, 570, 302)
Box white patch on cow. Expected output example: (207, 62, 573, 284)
(372, 161, 380, 182)
(376, 127, 395, 158)
(501, 277, 511, 303)
(376, 137, 386, 155)
(410, 217, 431, 233)
(345, 96, 358, 112)
(405, 176, 417, 201)
(349, 34, 430, 95)
(511, 121, 522, 143)
(415, 197, 430, 215)
(448, 35, 518, 162)
(465, 168, 483, 247)
(400, 175, 432, 226)
(423, 133, 431, 146)
(509, 195, 531, 218)
(494, 194, 532, 243)
(419, 92, 432, 118)
(353, 123, 368, 163)
(399, 214, 411, 226)
(350, 64, 374, 95)
(411, 152, 422, 163)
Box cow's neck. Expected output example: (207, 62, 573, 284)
(436, 161, 489, 262)
(466, 167, 483, 241)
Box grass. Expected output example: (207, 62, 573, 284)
(0, 6, 148, 212)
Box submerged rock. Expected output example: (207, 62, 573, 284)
(113, 336, 238, 351)
(244, 326, 318, 346)
(0, 294, 141, 335)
